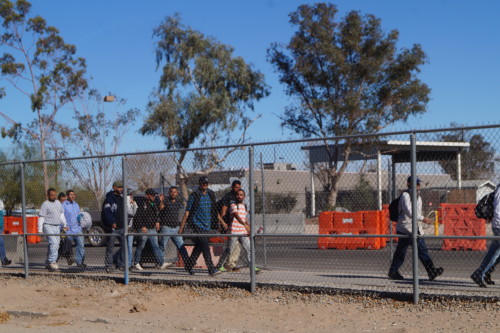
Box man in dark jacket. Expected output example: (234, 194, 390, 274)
(179, 176, 227, 276)
(132, 188, 168, 270)
(102, 181, 126, 272)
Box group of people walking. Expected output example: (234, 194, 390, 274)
(36, 177, 255, 276)
(7, 174, 499, 286)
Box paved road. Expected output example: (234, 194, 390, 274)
(1, 235, 498, 298)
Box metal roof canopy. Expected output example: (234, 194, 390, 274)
(302, 140, 470, 214)
(303, 140, 470, 164)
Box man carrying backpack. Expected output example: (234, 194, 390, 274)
(470, 184, 500, 287)
(179, 176, 227, 276)
(388, 176, 444, 281)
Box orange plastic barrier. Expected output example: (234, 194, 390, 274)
(318, 211, 335, 249)
(318, 211, 388, 250)
(209, 236, 228, 243)
(3, 216, 41, 244)
(440, 204, 486, 251)
(362, 211, 382, 250)
(331, 212, 364, 249)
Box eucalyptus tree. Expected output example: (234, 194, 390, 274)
(0, 0, 87, 190)
(141, 15, 269, 197)
(268, 3, 430, 208)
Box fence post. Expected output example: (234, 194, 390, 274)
(122, 155, 129, 285)
(20, 162, 29, 278)
(249, 146, 256, 292)
(260, 153, 267, 268)
(410, 133, 419, 304)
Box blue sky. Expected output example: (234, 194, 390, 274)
(1, 0, 499, 155)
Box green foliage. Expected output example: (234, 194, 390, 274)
(439, 128, 499, 181)
(0, 0, 88, 190)
(255, 192, 298, 214)
(0, 144, 46, 210)
(339, 174, 378, 211)
(268, 3, 430, 138)
(267, 3, 430, 207)
(141, 14, 269, 150)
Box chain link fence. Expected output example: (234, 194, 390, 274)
(1, 124, 499, 302)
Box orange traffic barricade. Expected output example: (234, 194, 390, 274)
(440, 204, 486, 251)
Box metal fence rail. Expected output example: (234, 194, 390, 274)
(1, 124, 499, 303)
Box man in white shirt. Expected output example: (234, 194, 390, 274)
(38, 188, 68, 271)
(388, 177, 444, 281)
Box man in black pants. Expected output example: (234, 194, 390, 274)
(102, 181, 126, 272)
(179, 176, 227, 276)
(388, 176, 444, 281)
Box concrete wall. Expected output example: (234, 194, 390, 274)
(252, 213, 305, 234)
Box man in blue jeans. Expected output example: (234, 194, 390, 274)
(132, 188, 169, 270)
(63, 190, 86, 269)
(471, 184, 500, 287)
(157, 186, 190, 267)
(388, 176, 444, 281)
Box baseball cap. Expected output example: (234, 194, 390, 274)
(145, 188, 157, 196)
(407, 176, 422, 185)
(199, 175, 209, 184)
(112, 181, 123, 188)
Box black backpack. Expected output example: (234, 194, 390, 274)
(475, 190, 496, 220)
(389, 190, 411, 222)
(388, 196, 401, 222)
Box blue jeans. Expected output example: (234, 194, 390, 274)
(389, 232, 434, 274)
(159, 226, 184, 254)
(105, 229, 125, 269)
(127, 234, 134, 267)
(159, 225, 189, 264)
(43, 224, 61, 264)
(473, 227, 500, 279)
(67, 235, 85, 265)
(0, 229, 7, 262)
(134, 228, 164, 265)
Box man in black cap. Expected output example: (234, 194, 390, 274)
(179, 175, 227, 276)
(388, 176, 444, 281)
(132, 188, 169, 270)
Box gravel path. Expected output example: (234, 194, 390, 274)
(0, 275, 498, 332)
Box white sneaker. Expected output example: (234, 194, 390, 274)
(134, 263, 144, 271)
(48, 262, 59, 271)
(159, 262, 173, 269)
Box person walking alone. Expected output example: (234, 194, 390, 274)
(388, 176, 444, 281)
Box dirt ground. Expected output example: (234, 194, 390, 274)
(0, 275, 498, 333)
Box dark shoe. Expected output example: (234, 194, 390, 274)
(470, 273, 487, 288)
(209, 269, 221, 276)
(67, 258, 75, 266)
(2, 259, 12, 266)
(76, 263, 87, 269)
(484, 272, 495, 285)
(428, 267, 444, 281)
(388, 271, 404, 280)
